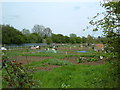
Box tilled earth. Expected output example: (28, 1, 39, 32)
(10, 56, 106, 71)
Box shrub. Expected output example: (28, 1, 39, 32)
(86, 58, 91, 62)
(91, 58, 98, 62)
(76, 57, 82, 63)
(2, 55, 39, 88)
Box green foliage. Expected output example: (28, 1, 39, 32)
(2, 24, 106, 45)
(46, 37, 53, 45)
(2, 55, 39, 88)
(29, 33, 42, 43)
(86, 58, 98, 62)
(51, 34, 65, 43)
(2, 46, 119, 88)
(22, 28, 30, 35)
(91, 58, 98, 62)
(69, 33, 77, 37)
(86, 58, 91, 62)
(81, 36, 87, 43)
(76, 57, 82, 63)
(2, 25, 25, 44)
(88, 1, 120, 57)
(87, 34, 94, 44)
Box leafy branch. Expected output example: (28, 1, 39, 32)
(2, 55, 39, 88)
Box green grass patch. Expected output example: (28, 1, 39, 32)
(0, 70, 2, 89)
(22, 52, 67, 59)
(46, 59, 72, 66)
(33, 62, 119, 88)
(26, 58, 72, 68)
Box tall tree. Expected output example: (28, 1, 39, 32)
(69, 33, 77, 37)
(87, 34, 94, 44)
(46, 37, 53, 45)
(22, 28, 30, 36)
(69, 37, 76, 44)
(32, 25, 45, 36)
(2, 25, 24, 44)
(29, 33, 39, 43)
(81, 36, 87, 43)
(43, 27, 52, 38)
(64, 36, 70, 43)
(51, 34, 65, 43)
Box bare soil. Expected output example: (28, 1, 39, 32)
(63, 56, 78, 64)
(63, 56, 105, 65)
(11, 56, 106, 71)
(35, 65, 61, 71)
(11, 56, 52, 64)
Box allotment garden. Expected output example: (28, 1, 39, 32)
(1, 43, 120, 88)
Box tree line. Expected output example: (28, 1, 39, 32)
(1, 24, 105, 45)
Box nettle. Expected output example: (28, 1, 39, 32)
(2, 55, 39, 88)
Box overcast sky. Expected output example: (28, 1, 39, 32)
(1, 0, 105, 37)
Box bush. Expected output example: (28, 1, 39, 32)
(2, 55, 39, 88)
(91, 58, 98, 62)
(86, 58, 91, 62)
(76, 57, 82, 63)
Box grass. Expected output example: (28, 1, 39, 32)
(0, 70, 2, 89)
(23, 52, 68, 59)
(26, 58, 72, 68)
(33, 62, 119, 88)
(2, 45, 119, 88)
(4, 47, 111, 59)
(45, 59, 72, 66)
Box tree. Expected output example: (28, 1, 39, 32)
(46, 37, 53, 45)
(22, 28, 30, 36)
(69, 33, 77, 37)
(88, 1, 120, 57)
(64, 36, 70, 43)
(69, 37, 76, 44)
(32, 25, 45, 36)
(81, 36, 87, 43)
(43, 27, 52, 38)
(2, 25, 25, 44)
(87, 34, 94, 44)
(75, 37, 82, 43)
(51, 34, 65, 43)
